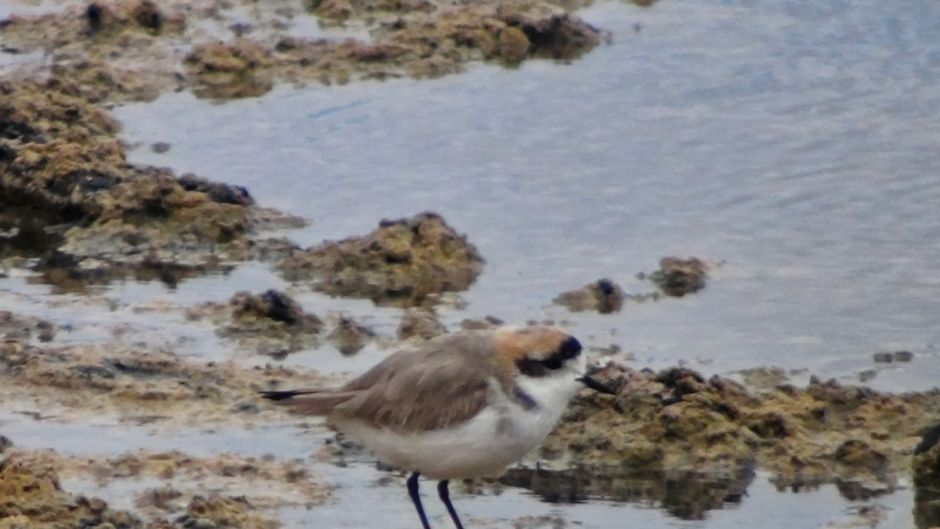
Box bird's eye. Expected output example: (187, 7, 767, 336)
(558, 336, 582, 359)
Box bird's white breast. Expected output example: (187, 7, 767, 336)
(332, 373, 582, 480)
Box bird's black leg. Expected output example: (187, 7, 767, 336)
(437, 480, 465, 529)
(407, 472, 432, 529)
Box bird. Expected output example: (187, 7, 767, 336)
(260, 325, 616, 529)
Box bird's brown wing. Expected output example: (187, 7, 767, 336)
(332, 336, 497, 433)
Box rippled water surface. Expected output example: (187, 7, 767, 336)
(114, 0, 940, 390)
(4, 0, 940, 527)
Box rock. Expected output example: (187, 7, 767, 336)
(277, 212, 484, 306)
(874, 350, 914, 363)
(190, 290, 321, 356)
(738, 367, 788, 391)
(645, 257, 711, 297)
(498, 9, 601, 62)
(459, 316, 505, 330)
(151, 142, 171, 154)
(914, 423, 940, 490)
(326, 316, 375, 355)
(496, 26, 530, 65)
(0, 78, 287, 289)
(184, 40, 275, 100)
(545, 363, 940, 490)
(914, 423, 940, 528)
(0, 311, 56, 342)
(397, 308, 447, 340)
(229, 290, 316, 328)
(0, 455, 142, 528)
(553, 278, 624, 313)
(176, 494, 276, 529)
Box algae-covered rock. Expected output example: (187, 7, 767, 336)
(547, 364, 940, 489)
(397, 308, 447, 340)
(914, 423, 940, 490)
(645, 257, 711, 297)
(184, 40, 275, 100)
(915, 423, 940, 528)
(0, 78, 296, 289)
(189, 290, 322, 356)
(553, 278, 625, 313)
(176, 494, 277, 529)
(326, 316, 375, 355)
(0, 454, 141, 529)
(0, 311, 56, 342)
(277, 212, 484, 306)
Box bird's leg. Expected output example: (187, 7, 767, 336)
(407, 472, 432, 529)
(437, 480, 465, 529)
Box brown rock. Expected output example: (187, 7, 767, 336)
(327, 316, 375, 355)
(647, 257, 711, 297)
(553, 278, 624, 313)
(184, 40, 275, 100)
(277, 212, 484, 306)
(398, 308, 447, 340)
(546, 363, 940, 490)
(0, 455, 142, 528)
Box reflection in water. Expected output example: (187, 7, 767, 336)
(0, 208, 62, 259)
(499, 465, 754, 520)
(915, 488, 940, 529)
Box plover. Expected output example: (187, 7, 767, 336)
(261, 325, 614, 529)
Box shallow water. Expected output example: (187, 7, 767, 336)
(3, 0, 940, 527)
(0, 409, 918, 528)
(112, 0, 940, 391)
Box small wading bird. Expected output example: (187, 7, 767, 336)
(261, 325, 615, 529)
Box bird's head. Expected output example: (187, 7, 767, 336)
(493, 326, 616, 394)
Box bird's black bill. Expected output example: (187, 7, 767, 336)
(577, 375, 618, 395)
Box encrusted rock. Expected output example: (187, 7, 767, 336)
(277, 212, 484, 306)
(914, 423, 940, 528)
(0, 455, 142, 528)
(553, 278, 624, 313)
(645, 257, 711, 297)
(0, 79, 282, 288)
(189, 290, 321, 356)
(397, 308, 447, 340)
(914, 423, 940, 490)
(0, 311, 56, 342)
(326, 316, 375, 355)
(176, 494, 277, 529)
(546, 363, 940, 489)
(873, 350, 914, 363)
(460, 315, 505, 330)
(184, 40, 275, 100)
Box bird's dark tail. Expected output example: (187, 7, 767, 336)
(259, 389, 320, 401)
(259, 388, 359, 415)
